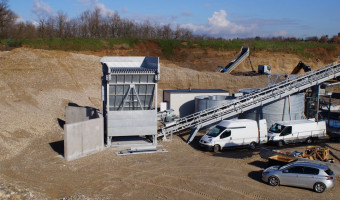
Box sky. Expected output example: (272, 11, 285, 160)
(7, 0, 340, 39)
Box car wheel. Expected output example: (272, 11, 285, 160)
(277, 140, 284, 147)
(213, 144, 220, 153)
(268, 176, 280, 186)
(313, 182, 326, 193)
(306, 137, 313, 144)
(249, 142, 256, 150)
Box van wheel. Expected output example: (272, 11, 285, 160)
(213, 145, 220, 153)
(306, 137, 313, 144)
(249, 142, 256, 150)
(277, 140, 284, 147)
(313, 182, 326, 193)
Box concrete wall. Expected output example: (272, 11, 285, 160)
(65, 106, 99, 124)
(64, 106, 104, 161)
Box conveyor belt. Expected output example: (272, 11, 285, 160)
(159, 60, 340, 142)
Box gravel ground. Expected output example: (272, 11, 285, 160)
(0, 48, 339, 199)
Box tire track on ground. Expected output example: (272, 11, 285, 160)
(124, 167, 273, 200)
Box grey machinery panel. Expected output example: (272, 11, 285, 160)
(101, 57, 160, 140)
(107, 110, 157, 136)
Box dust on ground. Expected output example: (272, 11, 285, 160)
(0, 47, 340, 199)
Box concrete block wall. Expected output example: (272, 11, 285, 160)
(65, 106, 100, 124)
(64, 106, 104, 161)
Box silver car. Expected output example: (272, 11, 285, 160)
(262, 161, 335, 193)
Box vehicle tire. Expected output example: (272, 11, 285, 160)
(305, 137, 313, 144)
(268, 176, 280, 186)
(213, 144, 220, 153)
(313, 182, 326, 193)
(277, 140, 284, 147)
(249, 142, 256, 150)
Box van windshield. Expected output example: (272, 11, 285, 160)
(207, 126, 226, 137)
(269, 124, 285, 133)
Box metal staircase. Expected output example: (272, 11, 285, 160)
(159, 60, 340, 142)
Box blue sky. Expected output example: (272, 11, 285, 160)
(8, 0, 340, 39)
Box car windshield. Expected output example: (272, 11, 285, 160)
(207, 125, 226, 137)
(269, 124, 285, 133)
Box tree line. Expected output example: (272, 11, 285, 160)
(0, 0, 339, 43)
(0, 0, 193, 40)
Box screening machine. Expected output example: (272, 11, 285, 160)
(101, 57, 160, 146)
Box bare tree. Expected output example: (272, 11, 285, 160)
(89, 8, 101, 38)
(0, 0, 17, 38)
(319, 35, 328, 43)
(161, 24, 172, 39)
(37, 17, 48, 38)
(13, 21, 36, 38)
(56, 11, 68, 38)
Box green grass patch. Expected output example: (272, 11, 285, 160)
(156, 39, 184, 58)
(21, 38, 105, 51)
(14, 38, 140, 51)
(107, 38, 140, 48)
(0, 38, 337, 59)
(194, 39, 244, 51)
(249, 40, 337, 58)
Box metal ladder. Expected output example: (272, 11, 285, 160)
(159, 60, 340, 142)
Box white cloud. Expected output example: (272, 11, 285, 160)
(15, 14, 25, 23)
(120, 6, 129, 13)
(273, 30, 290, 37)
(78, 0, 115, 16)
(181, 10, 257, 38)
(32, 0, 54, 18)
(96, 3, 115, 16)
(77, 0, 98, 6)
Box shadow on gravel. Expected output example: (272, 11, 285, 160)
(211, 148, 259, 159)
(49, 140, 64, 157)
(57, 118, 65, 129)
(248, 170, 264, 183)
(248, 160, 268, 169)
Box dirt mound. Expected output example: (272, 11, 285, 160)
(0, 48, 102, 160)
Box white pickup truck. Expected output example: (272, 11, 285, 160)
(267, 119, 327, 146)
(199, 119, 267, 152)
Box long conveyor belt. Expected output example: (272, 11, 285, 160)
(159, 60, 340, 142)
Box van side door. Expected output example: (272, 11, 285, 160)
(218, 130, 232, 148)
(279, 126, 292, 143)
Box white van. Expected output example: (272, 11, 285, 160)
(199, 119, 267, 152)
(268, 119, 326, 146)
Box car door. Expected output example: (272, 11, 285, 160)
(280, 166, 303, 187)
(218, 130, 232, 148)
(279, 126, 292, 143)
(298, 167, 319, 189)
